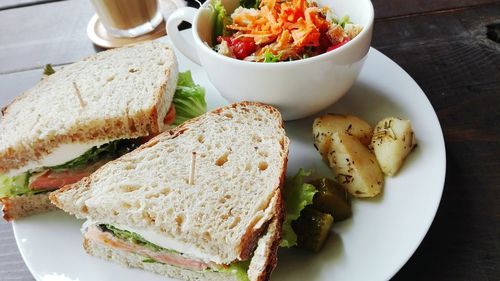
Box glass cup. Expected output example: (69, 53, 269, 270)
(90, 0, 163, 38)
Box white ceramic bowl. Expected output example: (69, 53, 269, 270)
(167, 0, 374, 120)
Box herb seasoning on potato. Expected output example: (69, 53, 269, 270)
(313, 114, 417, 197)
(371, 117, 416, 176)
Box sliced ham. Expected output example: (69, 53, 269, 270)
(85, 225, 212, 271)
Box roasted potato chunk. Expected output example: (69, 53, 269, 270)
(327, 132, 384, 197)
(313, 114, 373, 160)
(371, 117, 416, 176)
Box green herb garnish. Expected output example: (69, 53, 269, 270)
(43, 64, 55, 76)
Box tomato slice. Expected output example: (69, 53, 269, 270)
(163, 106, 176, 126)
(231, 39, 257, 60)
(29, 170, 92, 190)
(217, 36, 257, 60)
(29, 159, 111, 191)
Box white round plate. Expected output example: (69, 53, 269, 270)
(13, 30, 445, 281)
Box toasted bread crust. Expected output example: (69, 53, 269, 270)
(258, 161, 287, 281)
(251, 194, 285, 281)
(235, 102, 288, 264)
(1, 193, 57, 221)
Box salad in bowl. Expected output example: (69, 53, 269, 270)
(211, 0, 363, 62)
(166, 0, 373, 119)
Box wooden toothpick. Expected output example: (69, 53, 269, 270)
(189, 152, 196, 185)
(72, 81, 85, 108)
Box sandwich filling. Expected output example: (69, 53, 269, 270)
(83, 223, 250, 280)
(0, 138, 144, 197)
(0, 71, 207, 200)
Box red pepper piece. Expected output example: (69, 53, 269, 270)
(326, 37, 351, 52)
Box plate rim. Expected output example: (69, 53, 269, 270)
(365, 48, 446, 280)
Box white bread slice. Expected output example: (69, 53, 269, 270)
(83, 216, 282, 281)
(50, 102, 289, 266)
(0, 41, 178, 174)
(0, 193, 58, 221)
(247, 216, 282, 281)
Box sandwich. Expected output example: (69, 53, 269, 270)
(0, 41, 206, 220)
(50, 102, 289, 281)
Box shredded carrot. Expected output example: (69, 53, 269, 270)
(226, 0, 335, 61)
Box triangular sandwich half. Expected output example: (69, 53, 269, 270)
(50, 102, 289, 281)
(0, 41, 205, 220)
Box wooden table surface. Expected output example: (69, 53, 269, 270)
(1, 0, 499, 280)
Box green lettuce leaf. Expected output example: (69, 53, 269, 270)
(48, 139, 140, 172)
(0, 172, 44, 197)
(263, 51, 282, 63)
(219, 260, 250, 281)
(212, 0, 232, 42)
(172, 71, 207, 126)
(338, 15, 352, 28)
(280, 169, 318, 248)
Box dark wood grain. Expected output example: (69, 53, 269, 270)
(0, 220, 35, 281)
(0, 0, 97, 74)
(372, 2, 500, 281)
(0, 0, 499, 281)
(373, 0, 500, 19)
(0, 68, 45, 106)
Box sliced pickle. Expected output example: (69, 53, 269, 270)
(292, 207, 333, 252)
(309, 178, 352, 221)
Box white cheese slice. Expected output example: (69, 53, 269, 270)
(7, 140, 111, 176)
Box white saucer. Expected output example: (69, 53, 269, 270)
(86, 14, 167, 49)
